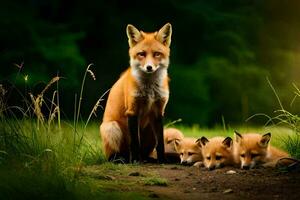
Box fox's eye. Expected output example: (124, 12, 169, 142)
(137, 52, 146, 58)
(215, 155, 222, 160)
(206, 156, 211, 160)
(188, 152, 194, 156)
(240, 154, 245, 158)
(167, 140, 173, 144)
(251, 153, 259, 158)
(180, 153, 183, 156)
(153, 52, 162, 58)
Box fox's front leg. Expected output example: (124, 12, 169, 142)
(153, 99, 168, 163)
(153, 115, 165, 163)
(126, 94, 142, 163)
(128, 115, 140, 163)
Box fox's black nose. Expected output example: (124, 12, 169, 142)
(208, 166, 215, 171)
(242, 165, 250, 170)
(146, 65, 153, 72)
(181, 161, 188, 165)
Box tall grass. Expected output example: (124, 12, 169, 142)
(247, 78, 300, 159)
(0, 64, 107, 199)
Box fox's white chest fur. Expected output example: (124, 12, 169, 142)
(131, 68, 169, 115)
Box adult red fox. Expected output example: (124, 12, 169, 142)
(100, 23, 172, 163)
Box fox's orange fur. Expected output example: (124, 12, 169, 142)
(100, 23, 172, 162)
(199, 136, 234, 170)
(233, 131, 289, 169)
(164, 128, 184, 154)
(174, 137, 202, 165)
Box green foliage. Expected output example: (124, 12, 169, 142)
(264, 83, 300, 159)
(283, 135, 300, 159)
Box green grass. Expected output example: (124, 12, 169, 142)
(0, 165, 150, 200)
(0, 119, 154, 200)
(143, 177, 168, 186)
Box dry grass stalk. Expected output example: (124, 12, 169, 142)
(40, 76, 60, 96)
(29, 93, 45, 124)
(87, 69, 96, 80)
(48, 106, 59, 126)
(0, 84, 7, 117)
(29, 76, 61, 128)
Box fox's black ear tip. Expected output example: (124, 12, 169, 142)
(225, 136, 233, 141)
(223, 137, 233, 147)
(234, 130, 241, 135)
(199, 136, 209, 144)
(265, 132, 271, 137)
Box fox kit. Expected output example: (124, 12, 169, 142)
(100, 23, 172, 163)
(198, 136, 234, 170)
(174, 137, 202, 165)
(164, 128, 184, 154)
(234, 131, 289, 169)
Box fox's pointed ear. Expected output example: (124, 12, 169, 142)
(259, 133, 271, 147)
(126, 24, 142, 47)
(174, 139, 181, 151)
(195, 138, 202, 147)
(198, 137, 209, 147)
(222, 137, 233, 148)
(156, 23, 172, 47)
(234, 130, 243, 143)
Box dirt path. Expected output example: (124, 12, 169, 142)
(82, 164, 300, 200)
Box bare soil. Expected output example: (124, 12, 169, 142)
(82, 164, 300, 200)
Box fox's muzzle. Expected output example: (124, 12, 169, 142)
(242, 165, 250, 170)
(146, 65, 153, 72)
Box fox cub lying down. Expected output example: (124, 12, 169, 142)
(198, 136, 234, 170)
(174, 137, 202, 165)
(168, 129, 293, 170)
(233, 131, 291, 169)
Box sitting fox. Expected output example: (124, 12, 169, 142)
(100, 23, 172, 163)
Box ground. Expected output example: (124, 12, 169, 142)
(82, 163, 300, 200)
